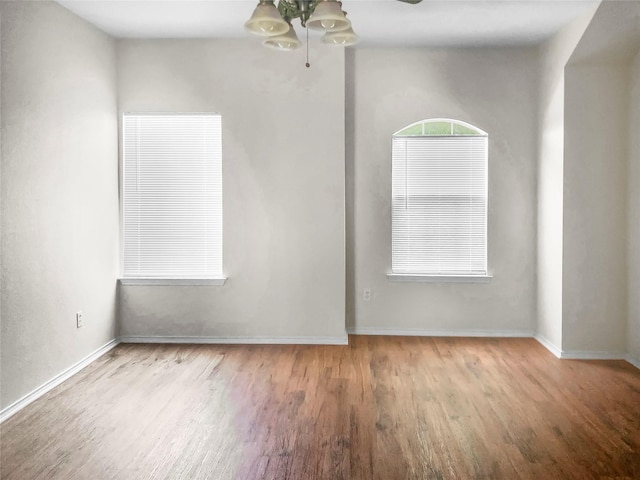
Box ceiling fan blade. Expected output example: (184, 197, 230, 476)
(396, 0, 423, 3)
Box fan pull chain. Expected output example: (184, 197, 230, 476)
(305, 25, 310, 68)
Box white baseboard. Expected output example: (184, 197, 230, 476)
(120, 333, 349, 346)
(531, 335, 631, 362)
(560, 350, 627, 360)
(0, 338, 120, 424)
(2, 331, 635, 427)
(347, 326, 535, 338)
(626, 355, 640, 370)
(534, 334, 562, 358)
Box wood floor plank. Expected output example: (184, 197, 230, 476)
(1, 336, 639, 479)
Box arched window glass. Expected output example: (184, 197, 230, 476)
(391, 118, 488, 276)
(394, 118, 486, 137)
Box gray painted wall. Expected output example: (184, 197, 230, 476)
(563, 63, 629, 354)
(2, 0, 638, 414)
(346, 47, 538, 334)
(559, 0, 639, 355)
(117, 40, 347, 341)
(535, 8, 597, 352)
(629, 49, 640, 363)
(1, 2, 119, 409)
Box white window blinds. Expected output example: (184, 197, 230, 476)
(123, 114, 223, 278)
(392, 122, 488, 276)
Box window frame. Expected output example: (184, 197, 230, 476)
(119, 112, 226, 286)
(388, 118, 492, 283)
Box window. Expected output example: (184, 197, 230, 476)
(390, 118, 488, 279)
(122, 113, 224, 283)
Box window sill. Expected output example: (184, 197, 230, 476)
(387, 273, 493, 283)
(119, 278, 227, 286)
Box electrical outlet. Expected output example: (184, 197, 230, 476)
(363, 289, 371, 301)
(76, 311, 83, 328)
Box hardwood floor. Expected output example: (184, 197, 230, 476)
(1, 336, 639, 479)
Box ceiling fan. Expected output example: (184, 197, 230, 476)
(245, 0, 423, 53)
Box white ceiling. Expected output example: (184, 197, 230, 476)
(57, 0, 599, 47)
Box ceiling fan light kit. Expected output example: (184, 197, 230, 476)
(321, 25, 358, 46)
(244, 1, 290, 37)
(263, 21, 303, 50)
(245, 0, 359, 52)
(306, 1, 351, 32)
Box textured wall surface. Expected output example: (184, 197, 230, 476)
(562, 63, 628, 354)
(346, 47, 538, 334)
(1, 2, 119, 409)
(535, 8, 597, 352)
(2, 1, 638, 415)
(560, 0, 639, 355)
(117, 40, 347, 341)
(628, 49, 640, 363)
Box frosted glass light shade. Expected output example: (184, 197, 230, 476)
(244, 2, 289, 37)
(321, 26, 359, 46)
(306, 0, 351, 32)
(263, 26, 302, 50)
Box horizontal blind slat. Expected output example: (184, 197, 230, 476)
(123, 114, 223, 278)
(392, 134, 488, 275)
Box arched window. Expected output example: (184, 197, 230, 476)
(391, 118, 488, 277)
